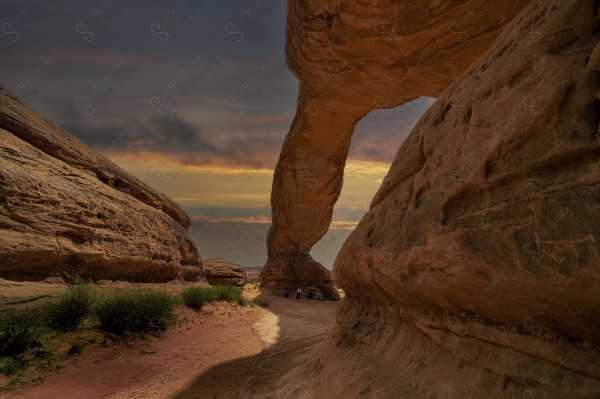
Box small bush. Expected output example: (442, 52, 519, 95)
(0, 355, 29, 376)
(182, 286, 244, 310)
(46, 283, 95, 331)
(32, 346, 53, 359)
(182, 287, 215, 310)
(94, 289, 177, 335)
(67, 342, 84, 356)
(2, 376, 23, 392)
(61, 273, 88, 286)
(0, 309, 43, 356)
(212, 286, 243, 303)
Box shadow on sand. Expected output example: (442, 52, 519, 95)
(172, 293, 339, 399)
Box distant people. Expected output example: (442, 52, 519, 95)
(307, 291, 313, 300)
(284, 291, 290, 298)
(319, 293, 324, 301)
(296, 287, 302, 299)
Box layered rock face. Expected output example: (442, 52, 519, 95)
(0, 86, 201, 281)
(262, 0, 532, 296)
(203, 258, 247, 287)
(271, 0, 600, 397)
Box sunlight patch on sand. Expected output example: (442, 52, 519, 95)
(253, 312, 281, 346)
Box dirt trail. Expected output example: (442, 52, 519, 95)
(6, 292, 338, 399)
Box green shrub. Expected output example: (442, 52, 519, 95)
(0, 309, 43, 356)
(212, 286, 243, 303)
(181, 286, 244, 309)
(0, 356, 29, 376)
(2, 376, 23, 392)
(94, 289, 177, 335)
(46, 284, 95, 331)
(32, 346, 53, 359)
(182, 287, 215, 310)
(61, 273, 88, 286)
(67, 342, 84, 356)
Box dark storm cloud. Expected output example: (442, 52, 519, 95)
(53, 99, 288, 169)
(0, 0, 297, 169)
(0, 0, 434, 170)
(0, 1, 437, 268)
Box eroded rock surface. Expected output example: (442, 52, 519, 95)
(261, 253, 339, 299)
(270, 0, 600, 397)
(263, 0, 532, 296)
(0, 86, 201, 282)
(203, 258, 247, 287)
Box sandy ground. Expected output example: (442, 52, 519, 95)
(2, 284, 338, 399)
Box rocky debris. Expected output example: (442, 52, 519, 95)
(263, 0, 532, 297)
(0, 86, 201, 282)
(302, 286, 323, 300)
(269, 0, 600, 397)
(243, 266, 263, 284)
(261, 253, 340, 300)
(203, 258, 247, 287)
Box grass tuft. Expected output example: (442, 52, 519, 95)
(2, 376, 23, 392)
(45, 283, 95, 331)
(212, 286, 243, 303)
(0, 309, 43, 356)
(181, 287, 215, 310)
(181, 285, 244, 310)
(67, 342, 84, 356)
(32, 346, 53, 359)
(94, 289, 177, 335)
(0, 355, 29, 376)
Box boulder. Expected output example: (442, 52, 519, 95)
(0, 86, 201, 281)
(261, 253, 340, 300)
(244, 266, 263, 284)
(203, 257, 247, 287)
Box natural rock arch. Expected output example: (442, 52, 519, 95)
(266, 0, 600, 396)
(261, 0, 532, 298)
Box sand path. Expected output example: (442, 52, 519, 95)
(7, 293, 338, 398)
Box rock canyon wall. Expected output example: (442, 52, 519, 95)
(262, 0, 532, 298)
(0, 86, 201, 281)
(269, 0, 600, 397)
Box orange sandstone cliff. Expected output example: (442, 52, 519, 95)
(268, 0, 600, 397)
(0, 86, 201, 282)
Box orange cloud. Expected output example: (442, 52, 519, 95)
(330, 220, 360, 231)
(191, 215, 271, 224)
(190, 214, 359, 231)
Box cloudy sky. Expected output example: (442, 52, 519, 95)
(0, 0, 434, 267)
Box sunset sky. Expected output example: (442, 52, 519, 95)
(0, 1, 434, 267)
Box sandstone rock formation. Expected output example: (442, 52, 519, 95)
(270, 0, 600, 397)
(244, 266, 263, 284)
(0, 86, 201, 282)
(203, 257, 247, 287)
(262, 0, 532, 298)
(261, 253, 340, 299)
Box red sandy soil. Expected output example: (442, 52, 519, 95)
(3, 286, 338, 399)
